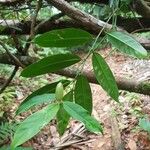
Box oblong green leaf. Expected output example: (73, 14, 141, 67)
(16, 94, 55, 115)
(92, 52, 119, 101)
(63, 101, 103, 133)
(0, 146, 32, 150)
(75, 75, 92, 114)
(11, 103, 60, 149)
(107, 31, 147, 58)
(57, 91, 73, 136)
(21, 54, 81, 77)
(16, 80, 69, 115)
(34, 28, 93, 47)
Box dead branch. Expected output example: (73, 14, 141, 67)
(0, 53, 149, 95)
(56, 69, 150, 95)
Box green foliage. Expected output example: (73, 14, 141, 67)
(0, 87, 16, 119)
(57, 91, 73, 136)
(21, 53, 81, 77)
(75, 75, 92, 114)
(0, 146, 32, 150)
(92, 52, 119, 101)
(16, 94, 55, 114)
(139, 118, 150, 133)
(107, 31, 147, 58)
(16, 80, 70, 115)
(63, 101, 103, 133)
(0, 122, 18, 146)
(34, 28, 93, 48)
(55, 82, 64, 101)
(11, 103, 60, 149)
(11, 27, 148, 149)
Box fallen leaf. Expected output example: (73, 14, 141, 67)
(128, 139, 137, 150)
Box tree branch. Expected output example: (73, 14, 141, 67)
(56, 69, 150, 95)
(0, 53, 149, 95)
(47, 0, 115, 33)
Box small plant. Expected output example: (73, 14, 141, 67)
(10, 28, 147, 149)
(139, 118, 150, 134)
(0, 87, 16, 121)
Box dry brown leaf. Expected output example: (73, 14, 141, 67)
(128, 139, 137, 150)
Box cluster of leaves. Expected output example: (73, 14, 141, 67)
(10, 27, 147, 149)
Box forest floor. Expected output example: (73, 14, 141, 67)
(1, 48, 150, 150)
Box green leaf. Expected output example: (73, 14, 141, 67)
(0, 146, 32, 150)
(16, 80, 69, 115)
(55, 82, 64, 101)
(92, 52, 119, 101)
(21, 54, 81, 77)
(57, 91, 73, 136)
(11, 103, 60, 148)
(139, 118, 150, 133)
(63, 101, 103, 133)
(75, 75, 92, 114)
(16, 94, 55, 115)
(34, 28, 93, 47)
(107, 31, 147, 58)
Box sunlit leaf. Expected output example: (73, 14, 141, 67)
(107, 31, 147, 58)
(11, 103, 59, 148)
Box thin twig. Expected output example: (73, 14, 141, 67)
(0, 66, 18, 94)
(24, 0, 42, 54)
(0, 40, 25, 68)
(35, 13, 64, 32)
(30, 0, 42, 36)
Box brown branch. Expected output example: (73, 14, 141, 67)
(0, 53, 149, 95)
(0, 40, 25, 68)
(30, 0, 42, 37)
(23, 0, 42, 54)
(47, 0, 115, 33)
(56, 69, 150, 95)
(0, 66, 18, 94)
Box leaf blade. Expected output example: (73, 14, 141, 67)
(11, 103, 60, 148)
(34, 28, 93, 47)
(92, 52, 119, 101)
(75, 75, 92, 114)
(107, 31, 147, 58)
(16, 80, 69, 115)
(21, 54, 81, 77)
(57, 91, 73, 136)
(63, 101, 103, 133)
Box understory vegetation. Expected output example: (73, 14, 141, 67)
(0, 0, 150, 149)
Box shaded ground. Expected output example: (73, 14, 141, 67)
(1, 48, 150, 149)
